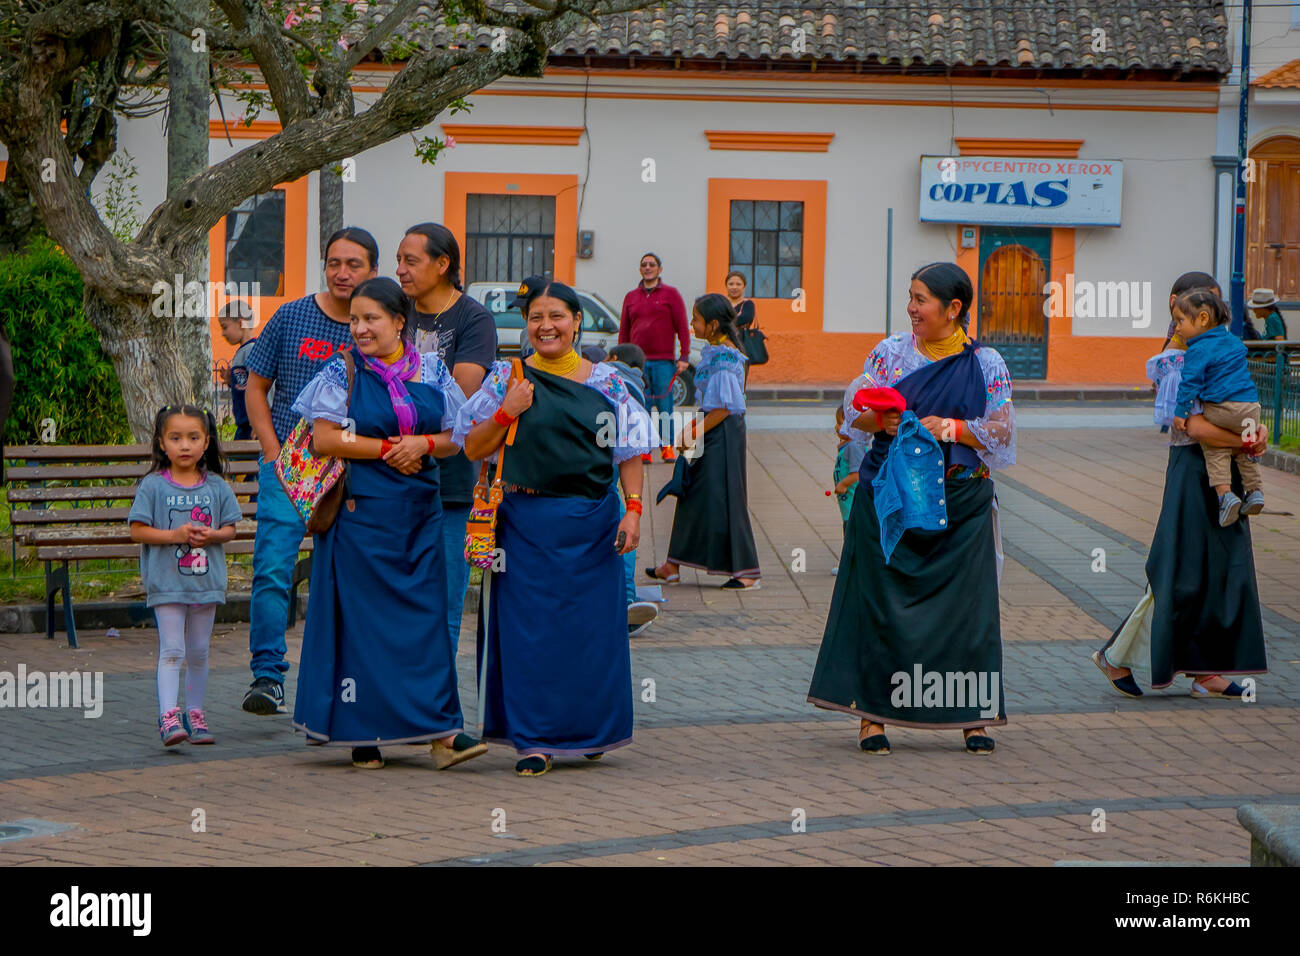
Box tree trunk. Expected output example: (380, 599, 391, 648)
(319, 162, 343, 260)
(168, 7, 215, 411)
(83, 290, 202, 442)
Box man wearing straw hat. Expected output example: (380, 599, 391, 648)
(1249, 289, 1288, 341)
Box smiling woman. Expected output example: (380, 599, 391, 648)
(808, 262, 1017, 756)
(455, 279, 653, 777)
(288, 277, 487, 772)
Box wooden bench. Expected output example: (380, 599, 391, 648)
(3, 441, 312, 647)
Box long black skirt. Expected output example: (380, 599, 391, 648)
(1111, 443, 1267, 688)
(666, 414, 760, 578)
(808, 476, 1006, 729)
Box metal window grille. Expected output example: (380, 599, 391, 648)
(728, 200, 803, 299)
(465, 194, 556, 285)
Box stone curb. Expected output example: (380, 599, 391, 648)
(0, 591, 306, 635)
(1261, 447, 1300, 475)
(1237, 804, 1300, 867)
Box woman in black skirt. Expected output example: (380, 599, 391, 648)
(807, 263, 1015, 754)
(647, 293, 760, 589)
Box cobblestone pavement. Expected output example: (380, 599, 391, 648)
(1, 405, 1296, 866)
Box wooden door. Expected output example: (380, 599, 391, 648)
(977, 230, 1049, 378)
(1247, 136, 1300, 300)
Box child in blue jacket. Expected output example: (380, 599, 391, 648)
(1171, 289, 1265, 526)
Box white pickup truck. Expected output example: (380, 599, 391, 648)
(464, 281, 705, 407)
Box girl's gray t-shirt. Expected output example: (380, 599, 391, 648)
(128, 471, 242, 607)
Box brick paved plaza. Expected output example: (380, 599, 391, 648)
(1, 404, 1297, 867)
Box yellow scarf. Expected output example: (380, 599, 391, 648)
(919, 325, 970, 359)
(533, 348, 580, 377)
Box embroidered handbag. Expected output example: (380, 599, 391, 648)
(465, 359, 523, 568)
(274, 350, 356, 534)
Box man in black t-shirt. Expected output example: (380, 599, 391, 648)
(397, 223, 498, 653)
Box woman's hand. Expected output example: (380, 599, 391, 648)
(500, 379, 535, 419)
(878, 410, 902, 436)
(384, 434, 427, 473)
(616, 509, 640, 555)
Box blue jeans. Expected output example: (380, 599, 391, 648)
(618, 494, 636, 604)
(644, 359, 676, 447)
(249, 459, 306, 682)
(442, 504, 471, 654)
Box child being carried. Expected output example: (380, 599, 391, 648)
(1170, 288, 1265, 527)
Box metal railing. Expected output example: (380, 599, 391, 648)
(1245, 341, 1300, 447)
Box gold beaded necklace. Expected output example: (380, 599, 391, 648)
(532, 348, 581, 377)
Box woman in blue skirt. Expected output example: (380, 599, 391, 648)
(291, 277, 487, 770)
(456, 280, 652, 776)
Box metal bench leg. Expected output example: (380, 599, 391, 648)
(45, 561, 77, 648)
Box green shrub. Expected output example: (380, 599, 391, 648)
(0, 238, 131, 445)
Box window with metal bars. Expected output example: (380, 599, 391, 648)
(224, 190, 286, 295)
(728, 199, 803, 299)
(465, 193, 556, 285)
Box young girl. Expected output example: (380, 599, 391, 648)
(830, 396, 867, 575)
(647, 293, 760, 589)
(128, 405, 241, 746)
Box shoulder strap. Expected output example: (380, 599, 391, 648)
(343, 348, 356, 399)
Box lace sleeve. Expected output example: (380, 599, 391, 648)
(588, 363, 655, 462)
(290, 355, 350, 425)
(966, 348, 1016, 471)
(422, 353, 468, 432)
(451, 360, 510, 448)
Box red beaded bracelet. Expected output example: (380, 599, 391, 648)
(379, 439, 394, 457)
(425, 434, 437, 454)
(625, 499, 643, 515)
(493, 408, 516, 428)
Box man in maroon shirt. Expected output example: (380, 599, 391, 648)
(619, 251, 690, 462)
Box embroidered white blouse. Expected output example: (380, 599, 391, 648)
(694, 344, 748, 415)
(841, 334, 1017, 471)
(291, 351, 466, 431)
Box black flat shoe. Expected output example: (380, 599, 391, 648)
(1091, 650, 1143, 698)
(584, 753, 604, 761)
(858, 734, 891, 755)
(515, 755, 552, 776)
(351, 746, 384, 769)
(963, 735, 995, 754)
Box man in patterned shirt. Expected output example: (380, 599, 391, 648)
(240, 227, 378, 715)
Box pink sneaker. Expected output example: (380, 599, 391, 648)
(158, 707, 188, 746)
(183, 709, 214, 744)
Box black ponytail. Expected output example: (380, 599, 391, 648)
(693, 293, 744, 351)
(149, 404, 226, 477)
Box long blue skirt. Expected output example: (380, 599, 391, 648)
(292, 494, 463, 745)
(477, 489, 632, 756)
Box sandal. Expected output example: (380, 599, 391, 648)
(430, 733, 488, 770)
(721, 578, 761, 590)
(584, 753, 604, 761)
(351, 746, 385, 769)
(515, 755, 552, 776)
(1191, 679, 1246, 699)
(1091, 650, 1143, 698)
(963, 733, 995, 755)
(645, 566, 680, 583)
(858, 722, 890, 755)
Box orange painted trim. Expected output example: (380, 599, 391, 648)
(1047, 336, 1165, 384)
(208, 119, 282, 140)
(707, 178, 827, 333)
(0, 159, 5, 182)
(443, 172, 578, 284)
(206, 177, 309, 364)
(704, 130, 834, 152)
(441, 124, 583, 145)
(222, 81, 1219, 113)
(956, 232, 980, 337)
(955, 138, 1083, 158)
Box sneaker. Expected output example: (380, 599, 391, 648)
(1241, 490, 1265, 516)
(628, 601, 658, 637)
(183, 709, 215, 744)
(242, 677, 286, 715)
(640, 453, 653, 464)
(159, 707, 188, 746)
(1218, 491, 1242, 527)
(660, 446, 677, 462)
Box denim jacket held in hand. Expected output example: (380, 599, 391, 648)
(871, 410, 949, 564)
